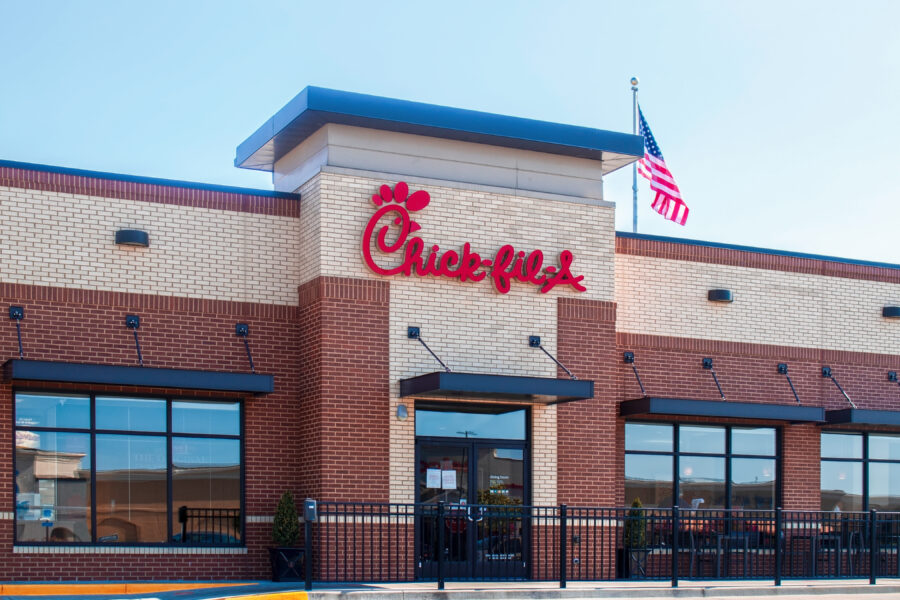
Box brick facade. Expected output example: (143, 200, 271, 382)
(2, 153, 899, 582)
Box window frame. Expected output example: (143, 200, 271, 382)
(12, 387, 244, 547)
(624, 421, 782, 509)
(820, 430, 900, 511)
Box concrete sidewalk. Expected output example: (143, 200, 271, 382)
(6, 580, 900, 600)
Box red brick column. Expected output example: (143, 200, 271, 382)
(297, 276, 390, 503)
(556, 298, 618, 505)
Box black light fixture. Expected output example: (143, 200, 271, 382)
(408, 327, 452, 372)
(236, 323, 255, 374)
(623, 351, 646, 395)
(115, 229, 150, 247)
(884, 306, 900, 318)
(889, 371, 898, 383)
(708, 289, 733, 303)
(9, 305, 24, 359)
(702, 357, 726, 400)
(822, 366, 857, 408)
(529, 335, 577, 380)
(125, 314, 143, 366)
(777, 363, 801, 404)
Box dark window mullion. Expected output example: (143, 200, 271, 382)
(673, 426, 680, 508)
(167, 399, 174, 543)
(90, 394, 97, 543)
(725, 426, 732, 510)
(863, 433, 870, 510)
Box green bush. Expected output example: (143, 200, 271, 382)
(624, 497, 647, 549)
(272, 491, 300, 547)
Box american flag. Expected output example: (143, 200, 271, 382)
(637, 107, 689, 226)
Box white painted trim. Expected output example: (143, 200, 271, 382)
(320, 165, 615, 208)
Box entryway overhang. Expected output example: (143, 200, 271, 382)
(619, 396, 825, 423)
(825, 408, 900, 426)
(399, 371, 594, 404)
(3, 359, 273, 395)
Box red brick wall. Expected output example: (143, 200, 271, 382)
(0, 282, 301, 580)
(556, 298, 618, 505)
(615, 332, 900, 510)
(296, 276, 390, 503)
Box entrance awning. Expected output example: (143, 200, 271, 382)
(399, 371, 594, 404)
(619, 396, 825, 423)
(3, 359, 273, 395)
(825, 408, 900, 426)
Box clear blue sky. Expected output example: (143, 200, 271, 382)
(2, 1, 898, 262)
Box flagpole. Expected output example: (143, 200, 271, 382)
(631, 76, 639, 233)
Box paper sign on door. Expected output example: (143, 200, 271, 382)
(426, 469, 441, 489)
(441, 469, 457, 490)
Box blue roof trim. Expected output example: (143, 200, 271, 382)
(616, 231, 900, 272)
(0, 159, 297, 199)
(235, 86, 644, 170)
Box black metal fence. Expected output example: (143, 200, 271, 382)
(302, 502, 900, 589)
(176, 506, 241, 544)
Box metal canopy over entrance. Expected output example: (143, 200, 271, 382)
(400, 372, 594, 405)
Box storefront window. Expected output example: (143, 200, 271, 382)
(14, 392, 242, 545)
(821, 432, 900, 511)
(625, 423, 777, 509)
(416, 407, 525, 440)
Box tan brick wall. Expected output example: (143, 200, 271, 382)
(312, 171, 616, 505)
(0, 186, 302, 305)
(615, 254, 900, 354)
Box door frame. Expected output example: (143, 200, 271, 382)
(414, 435, 531, 580)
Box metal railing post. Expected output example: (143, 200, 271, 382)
(437, 502, 446, 590)
(774, 507, 782, 586)
(559, 504, 567, 588)
(671, 505, 679, 588)
(304, 518, 313, 591)
(870, 508, 878, 585)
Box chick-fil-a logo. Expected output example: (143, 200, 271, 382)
(361, 182, 586, 295)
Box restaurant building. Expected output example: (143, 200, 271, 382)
(2, 87, 900, 582)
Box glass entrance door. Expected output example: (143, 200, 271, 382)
(416, 435, 528, 579)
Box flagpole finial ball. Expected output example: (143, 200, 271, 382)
(630, 77, 639, 86)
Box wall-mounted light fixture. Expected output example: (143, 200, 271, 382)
(883, 306, 900, 318)
(115, 229, 150, 247)
(9, 306, 24, 359)
(708, 289, 733, 303)
(125, 314, 143, 366)
(396, 404, 409, 421)
(889, 371, 898, 383)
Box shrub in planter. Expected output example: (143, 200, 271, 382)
(269, 491, 304, 582)
(622, 497, 648, 578)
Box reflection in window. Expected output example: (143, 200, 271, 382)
(15, 394, 89, 429)
(821, 432, 900, 511)
(173, 438, 241, 544)
(625, 423, 777, 510)
(624, 423, 673, 453)
(96, 397, 165, 432)
(173, 401, 240, 435)
(680, 426, 725, 454)
(869, 463, 900, 511)
(625, 454, 673, 507)
(15, 431, 91, 543)
(14, 393, 242, 546)
(731, 458, 775, 509)
(416, 408, 525, 440)
(96, 435, 167, 543)
(680, 456, 725, 509)
(821, 460, 863, 511)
